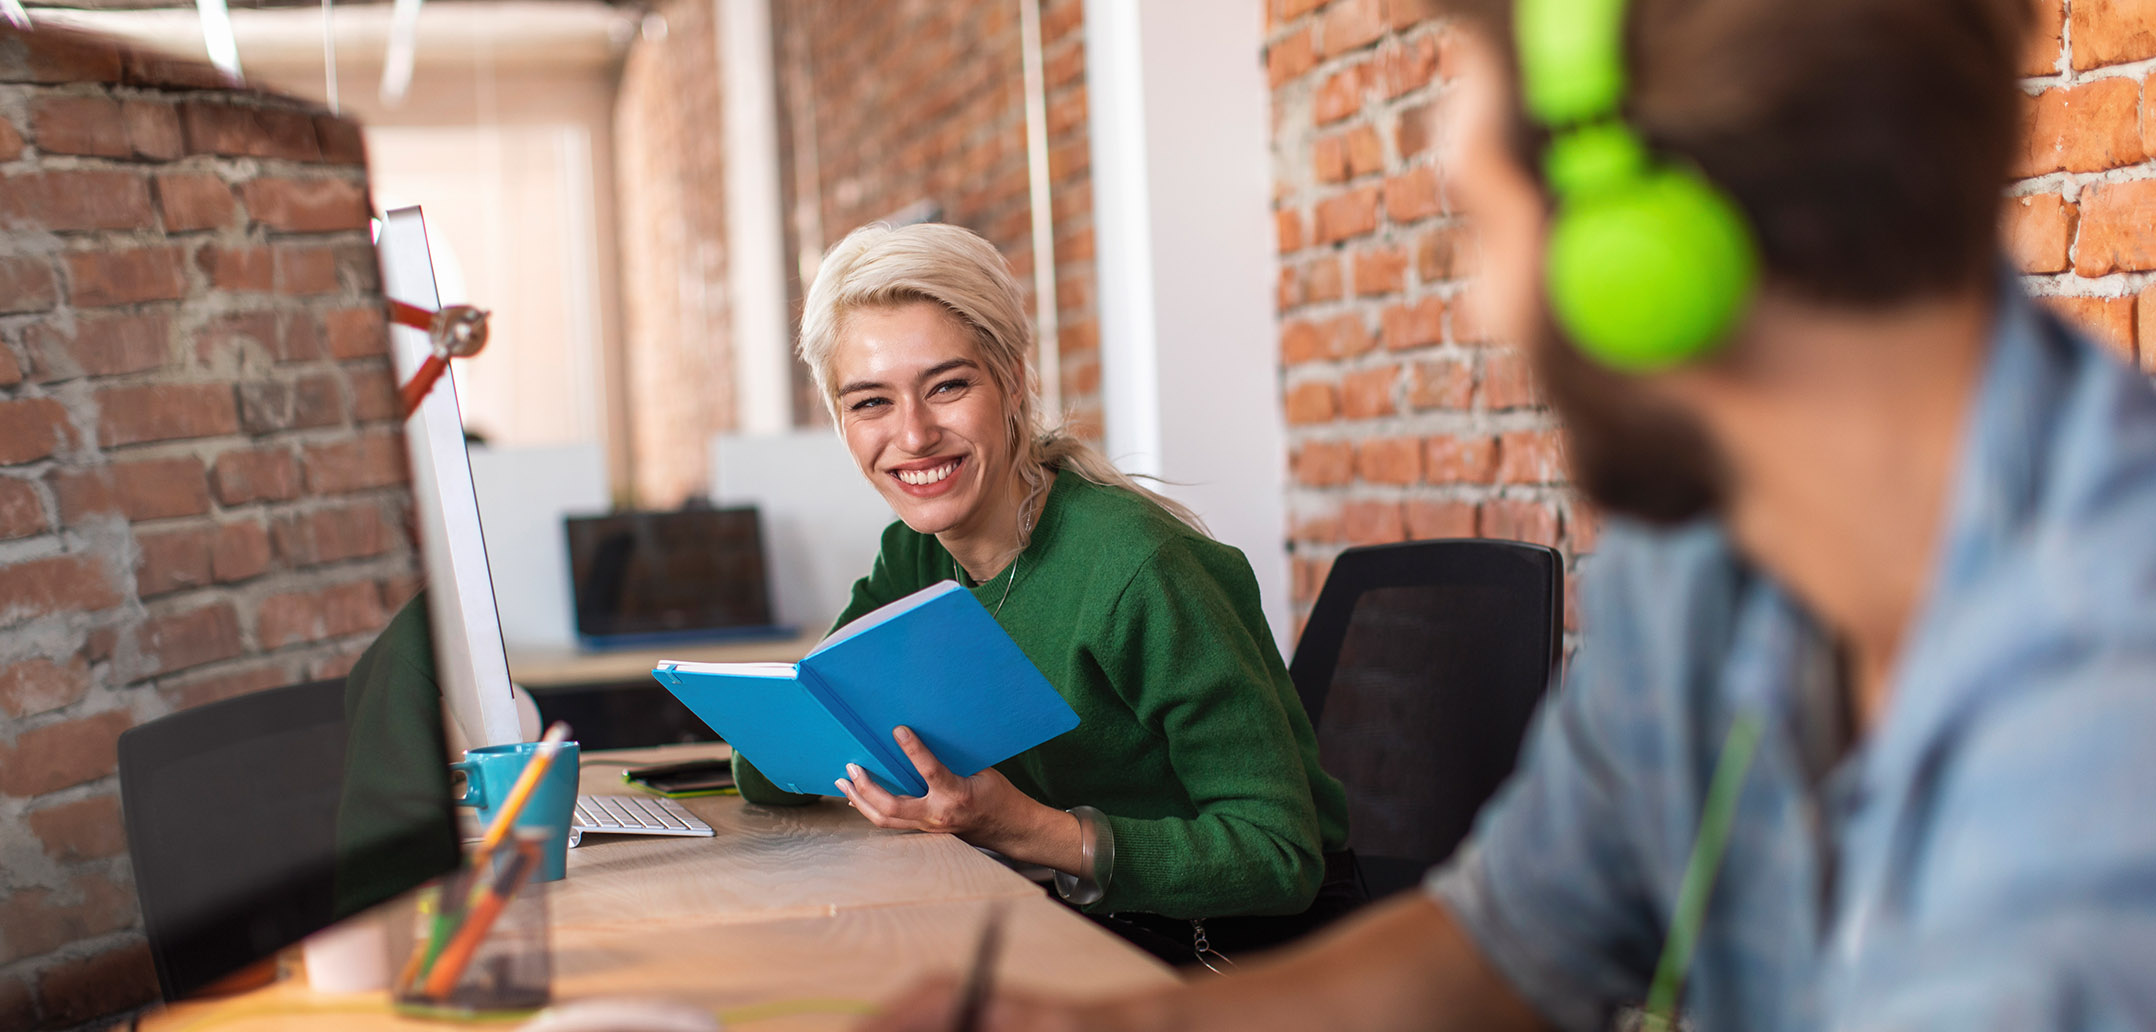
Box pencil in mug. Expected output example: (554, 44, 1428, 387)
(421, 834, 544, 999)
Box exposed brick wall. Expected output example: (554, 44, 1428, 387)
(770, 0, 1101, 438)
(614, 0, 733, 509)
(1269, 0, 2156, 633)
(2009, 0, 2156, 366)
(0, 26, 414, 1029)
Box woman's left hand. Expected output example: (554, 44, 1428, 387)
(835, 726, 1078, 870)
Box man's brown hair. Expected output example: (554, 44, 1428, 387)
(1428, 0, 2033, 306)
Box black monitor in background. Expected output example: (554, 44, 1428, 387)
(566, 507, 789, 649)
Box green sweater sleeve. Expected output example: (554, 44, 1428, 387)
(734, 520, 915, 806)
(1086, 538, 1327, 918)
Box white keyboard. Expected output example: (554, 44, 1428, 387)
(568, 794, 714, 847)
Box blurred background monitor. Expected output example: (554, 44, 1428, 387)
(565, 508, 785, 649)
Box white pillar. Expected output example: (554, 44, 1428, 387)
(718, 0, 792, 434)
(1086, 0, 1290, 648)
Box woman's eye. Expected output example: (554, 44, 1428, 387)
(931, 378, 973, 397)
(848, 396, 888, 412)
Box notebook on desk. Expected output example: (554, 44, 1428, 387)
(650, 581, 1079, 797)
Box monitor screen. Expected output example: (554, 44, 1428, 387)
(566, 509, 775, 642)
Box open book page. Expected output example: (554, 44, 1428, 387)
(658, 661, 798, 678)
(808, 580, 965, 657)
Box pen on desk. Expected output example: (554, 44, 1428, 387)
(950, 901, 1005, 1032)
(421, 833, 543, 998)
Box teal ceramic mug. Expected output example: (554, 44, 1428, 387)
(449, 741, 579, 882)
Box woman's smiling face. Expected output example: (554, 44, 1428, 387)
(832, 300, 1016, 540)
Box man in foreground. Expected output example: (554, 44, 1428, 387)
(862, 0, 2156, 1027)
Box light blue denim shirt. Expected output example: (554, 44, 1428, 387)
(1430, 281, 2156, 1032)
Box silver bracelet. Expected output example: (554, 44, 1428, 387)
(1053, 805, 1114, 906)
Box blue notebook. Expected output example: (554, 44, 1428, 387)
(650, 581, 1079, 797)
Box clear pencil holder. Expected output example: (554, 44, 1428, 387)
(392, 844, 552, 1019)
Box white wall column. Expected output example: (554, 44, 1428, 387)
(1085, 0, 1290, 647)
(718, 0, 792, 433)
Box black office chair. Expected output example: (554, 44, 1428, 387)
(1289, 539, 1563, 899)
(118, 679, 353, 1000)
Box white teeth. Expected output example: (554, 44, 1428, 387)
(897, 460, 959, 486)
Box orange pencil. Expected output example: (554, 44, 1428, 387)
(420, 837, 541, 999)
(472, 722, 571, 866)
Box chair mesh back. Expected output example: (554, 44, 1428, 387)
(1295, 541, 1559, 869)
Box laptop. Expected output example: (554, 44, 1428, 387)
(565, 506, 794, 650)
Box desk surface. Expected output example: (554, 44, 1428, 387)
(142, 744, 1173, 1031)
(510, 633, 825, 690)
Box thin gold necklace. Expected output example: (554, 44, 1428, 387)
(959, 503, 1033, 617)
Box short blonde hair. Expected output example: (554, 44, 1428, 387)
(799, 222, 1203, 543)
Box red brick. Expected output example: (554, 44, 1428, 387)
(2, 31, 125, 83)
(238, 374, 345, 434)
(305, 503, 397, 564)
(214, 520, 272, 582)
(65, 246, 187, 307)
(347, 364, 396, 422)
(1426, 434, 1497, 484)
(2043, 295, 2136, 362)
(1384, 165, 1445, 222)
(135, 524, 214, 596)
(2074, 179, 2156, 276)
(1340, 500, 1405, 545)
(1320, 0, 1386, 57)
(37, 939, 157, 1027)
(212, 447, 301, 505)
(2015, 79, 2143, 175)
(1280, 265, 1302, 310)
(259, 581, 387, 650)
(111, 457, 211, 521)
(0, 170, 154, 232)
(1340, 365, 1399, 419)
(0, 973, 30, 1032)
(2002, 193, 2075, 275)
(1304, 256, 1346, 302)
(123, 99, 184, 160)
(26, 792, 124, 862)
(29, 95, 128, 157)
(157, 659, 288, 711)
(1292, 554, 1337, 604)
(1329, 313, 1375, 358)
(2070, 0, 2156, 69)
(1277, 208, 1305, 254)
(1267, 27, 1317, 87)
(1357, 436, 1422, 484)
(0, 397, 74, 465)
(1395, 101, 1437, 157)
(1344, 124, 1384, 178)
(135, 601, 244, 677)
(239, 176, 370, 233)
(1498, 429, 1566, 484)
(303, 433, 408, 495)
(315, 114, 368, 165)
(154, 172, 237, 232)
(1482, 497, 1562, 548)
(2024, 0, 2064, 75)
(197, 244, 272, 291)
(1375, 33, 1439, 98)
(1571, 502, 1602, 554)
(276, 312, 328, 363)
(1291, 510, 1342, 544)
(2141, 284, 2156, 376)
(1408, 358, 1473, 410)
(1295, 440, 1356, 486)
(1353, 245, 1408, 296)
(0, 709, 130, 797)
(122, 48, 230, 90)
(0, 117, 20, 161)
(0, 347, 16, 387)
(1315, 132, 1350, 184)
(1418, 224, 1470, 281)
(1065, 356, 1102, 397)
(0, 655, 88, 719)
(180, 101, 321, 161)
(1313, 184, 1381, 243)
(0, 256, 57, 315)
(48, 468, 118, 525)
(1281, 0, 1327, 19)
(1283, 319, 1329, 365)
(0, 874, 132, 967)
(96, 382, 238, 447)
(1405, 498, 1477, 539)
(1314, 64, 1365, 125)
(1381, 295, 1445, 350)
(1482, 348, 1540, 408)
(25, 311, 170, 382)
(273, 244, 339, 295)
(196, 311, 279, 368)
(1284, 380, 1340, 425)
(0, 479, 44, 541)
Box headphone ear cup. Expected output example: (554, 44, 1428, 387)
(1545, 166, 1758, 372)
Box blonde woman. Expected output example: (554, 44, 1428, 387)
(732, 222, 1358, 962)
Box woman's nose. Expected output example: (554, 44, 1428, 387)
(897, 399, 940, 452)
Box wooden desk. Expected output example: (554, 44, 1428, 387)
(142, 745, 1174, 1031)
(509, 633, 824, 691)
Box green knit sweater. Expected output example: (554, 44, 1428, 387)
(734, 469, 1349, 919)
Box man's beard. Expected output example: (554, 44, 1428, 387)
(1531, 313, 1730, 526)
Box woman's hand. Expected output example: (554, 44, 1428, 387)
(835, 726, 1080, 872)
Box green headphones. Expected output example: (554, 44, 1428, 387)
(1515, 0, 1757, 371)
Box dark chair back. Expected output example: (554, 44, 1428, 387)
(1289, 539, 1562, 897)
(118, 679, 350, 1000)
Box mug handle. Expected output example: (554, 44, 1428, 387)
(448, 760, 485, 809)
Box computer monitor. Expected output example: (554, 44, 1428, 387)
(378, 206, 526, 750)
(565, 507, 783, 648)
